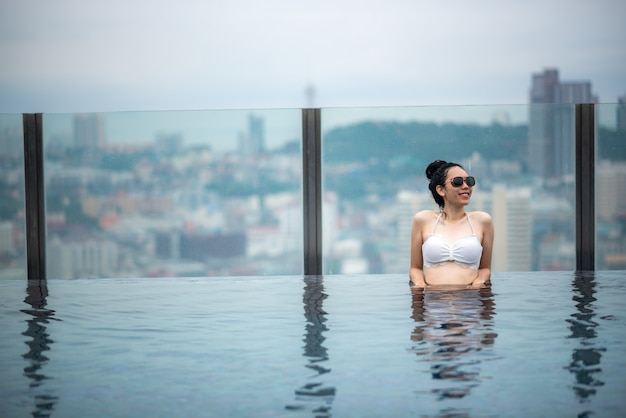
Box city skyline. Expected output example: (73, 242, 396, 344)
(1, 55, 622, 154)
(2, 96, 624, 280)
(1, 1, 624, 114)
(36, 97, 622, 152)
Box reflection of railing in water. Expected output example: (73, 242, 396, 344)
(410, 285, 497, 403)
(21, 281, 59, 418)
(566, 272, 605, 404)
(286, 276, 336, 417)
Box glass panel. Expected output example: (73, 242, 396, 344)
(596, 102, 626, 270)
(321, 104, 576, 274)
(0, 114, 26, 280)
(43, 109, 303, 279)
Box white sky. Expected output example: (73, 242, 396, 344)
(1, 0, 625, 115)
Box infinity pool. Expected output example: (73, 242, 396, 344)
(1, 272, 625, 417)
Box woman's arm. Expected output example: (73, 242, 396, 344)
(409, 212, 427, 287)
(471, 212, 494, 288)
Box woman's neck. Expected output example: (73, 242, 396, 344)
(441, 207, 467, 223)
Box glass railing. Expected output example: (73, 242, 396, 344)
(0, 114, 26, 280)
(43, 109, 303, 279)
(596, 103, 626, 270)
(6, 103, 624, 279)
(321, 104, 579, 274)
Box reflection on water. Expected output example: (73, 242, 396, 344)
(409, 285, 497, 405)
(286, 276, 336, 416)
(21, 281, 59, 418)
(566, 271, 605, 404)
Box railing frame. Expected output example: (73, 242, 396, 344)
(302, 108, 322, 275)
(21, 106, 597, 280)
(575, 103, 595, 272)
(23, 113, 46, 280)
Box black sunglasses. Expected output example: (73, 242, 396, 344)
(450, 176, 476, 187)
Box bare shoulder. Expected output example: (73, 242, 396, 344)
(469, 211, 493, 226)
(413, 210, 437, 223)
(412, 210, 437, 239)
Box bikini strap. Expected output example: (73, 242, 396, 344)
(432, 213, 442, 234)
(466, 213, 475, 234)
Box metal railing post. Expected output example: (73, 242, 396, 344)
(23, 113, 46, 280)
(575, 103, 595, 271)
(302, 108, 322, 275)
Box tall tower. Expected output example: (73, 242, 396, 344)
(393, 190, 426, 273)
(239, 114, 265, 155)
(491, 185, 532, 272)
(528, 69, 559, 179)
(528, 69, 595, 180)
(73, 113, 105, 149)
(618, 94, 626, 133)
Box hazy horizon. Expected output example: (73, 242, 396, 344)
(1, 1, 624, 114)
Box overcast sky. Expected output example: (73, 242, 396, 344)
(1, 0, 624, 114)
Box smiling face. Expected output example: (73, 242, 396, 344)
(436, 166, 473, 207)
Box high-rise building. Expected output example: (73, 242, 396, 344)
(618, 94, 626, 133)
(47, 236, 119, 279)
(239, 114, 265, 155)
(155, 132, 183, 156)
(394, 190, 426, 273)
(0, 222, 14, 254)
(528, 69, 595, 179)
(596, 161, 626, 221)
(0, 125, 22, 158)
(73, 113, 106, 149)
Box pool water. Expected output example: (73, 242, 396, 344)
(1, 272, 625, 417)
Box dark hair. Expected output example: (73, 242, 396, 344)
(425, 160, 463, 209)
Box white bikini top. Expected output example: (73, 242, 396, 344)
(422, 213, 483, 270)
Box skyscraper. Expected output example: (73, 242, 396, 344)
(73, 113, 106, 149)
(618, 94, 626, 133)
(528, 69, 595, 180)
(394, 190, 426, 273)
(239, 114, 265, 155)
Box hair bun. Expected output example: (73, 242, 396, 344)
(425, 160, 447, 179)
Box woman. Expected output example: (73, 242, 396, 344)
(409, 160, 494, 288)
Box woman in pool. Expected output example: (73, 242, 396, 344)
(410, 160, 494, 288)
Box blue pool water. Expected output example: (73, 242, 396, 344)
(0, 272, 625, 417)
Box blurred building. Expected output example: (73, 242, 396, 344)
(596, 161, 626, 221)
(528, 69, 596, 180)
(0, 125, 22, 158)
(595, 161, 626, 267)
(73, 113, 106, 149)
(155, 230, 246, 261)
(239, 114, 265, 155)
(47, 236, 119, 279)
(394, 190, 426, 273)
(0, 222, 14, 253)
(494, 186, 532, 272)
(618, 94, 626, 132)
(155, 132, 183, 156)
